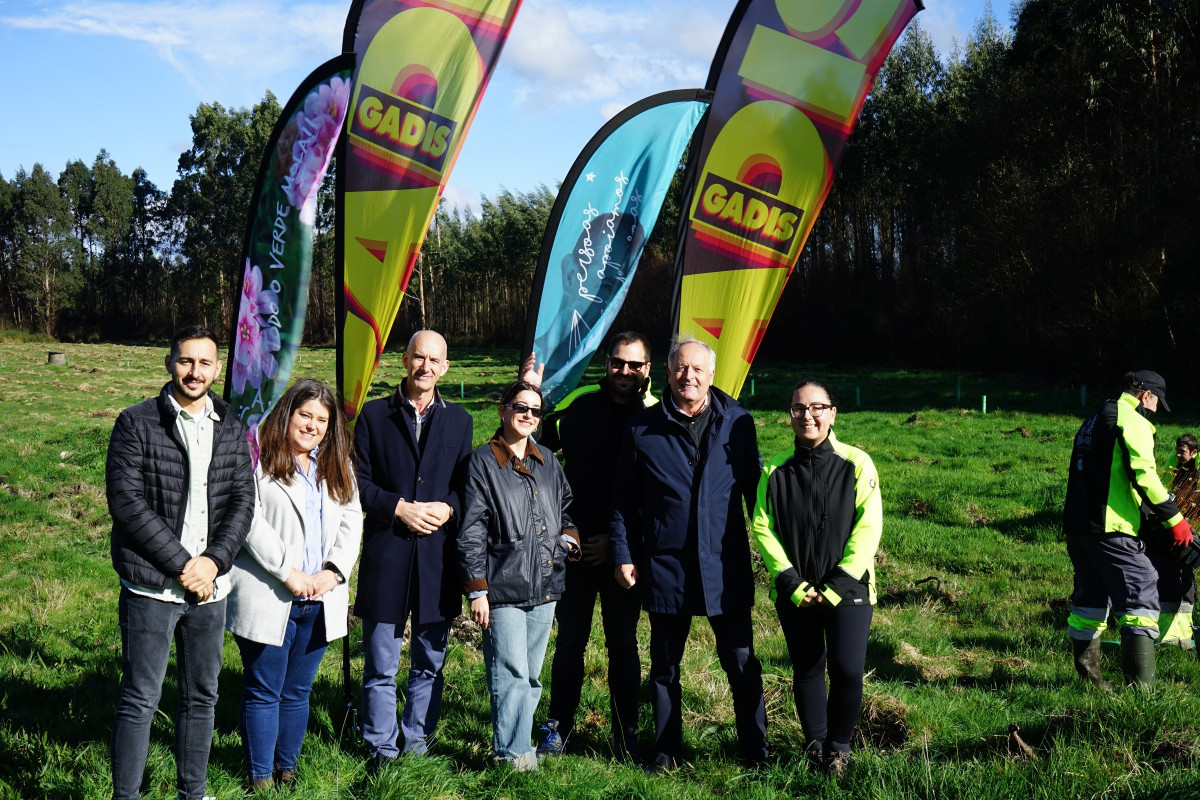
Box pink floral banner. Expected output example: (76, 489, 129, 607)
(226, 55, 354, 463)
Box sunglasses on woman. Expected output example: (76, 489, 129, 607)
(504, 402, 544, 419)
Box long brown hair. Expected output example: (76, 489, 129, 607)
(257, 379, 356, 504)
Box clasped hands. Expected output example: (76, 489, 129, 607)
(178, 556, 218, 601)
(284, 568, 340, 600)
(396, 499, 453, 536)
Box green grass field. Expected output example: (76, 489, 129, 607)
(3, 341, 1200, 799)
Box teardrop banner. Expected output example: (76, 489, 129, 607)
(338, 0, 523, 421)
(521, 89, 711, 406)
(226, 54, 354, 464)
(673, 0, 922, 397)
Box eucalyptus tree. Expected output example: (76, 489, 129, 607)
(171, 93, 281, 333)
(12, 165, 79, 336)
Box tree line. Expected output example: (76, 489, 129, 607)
(1, 0, 1197, 383)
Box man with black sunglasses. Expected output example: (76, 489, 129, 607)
(520, 331, 656, 763)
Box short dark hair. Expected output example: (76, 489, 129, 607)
(793, 377, 837, 406)
(1178, 434, 1198, 452)
(169, 324, 219, 358)
(608, 330, 651, 360)
(500, 380, 542, 407)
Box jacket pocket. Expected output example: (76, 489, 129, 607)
(487, 541, 527, 604)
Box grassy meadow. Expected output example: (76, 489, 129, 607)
(4, 340, 1200, 799)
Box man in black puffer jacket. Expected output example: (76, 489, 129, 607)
(106, 325, 254, 800)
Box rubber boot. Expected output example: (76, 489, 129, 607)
(1071, 638, 1110, 690)
(1120, 632, 1156, 689)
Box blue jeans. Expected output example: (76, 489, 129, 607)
(235, 601, 329, 781)
(483, 602, 556, 760)
(110, 588, 225, 800)
(361, 617, 451, 758)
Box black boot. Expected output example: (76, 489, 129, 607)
(1120, 632, 1155, 689)
(1070, 638, 1110, 690)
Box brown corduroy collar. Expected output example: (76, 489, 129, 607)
(487, 429, 544, 475)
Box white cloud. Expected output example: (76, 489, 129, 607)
(598, 100, 627, 121)
(439, 181, 482, 219)
(0, 1, 345, 102)
(500, 0, 725, 111)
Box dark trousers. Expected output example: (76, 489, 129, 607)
(111, 588, 226, 800)
(1066, 533, 1160, 639)
(648, 610, 768, 762)
(547, 561, 642, 737)
(1144, 532, 1197, 609)
(777, 599, 873, 752)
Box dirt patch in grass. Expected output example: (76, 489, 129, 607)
(857, 692, 911, 751)
(895, 641, 958, 681)
(1152, 733, 1199, 766)
(963, 502, 993, 526)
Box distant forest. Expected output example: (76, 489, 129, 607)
(1, 0, 1197, 384)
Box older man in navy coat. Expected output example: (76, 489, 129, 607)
(611, 337, 768, 772)
(353, 330, 473, 771)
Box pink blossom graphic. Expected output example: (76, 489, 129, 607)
(231, 261, 281, 395)
(284, 76, 351, 224)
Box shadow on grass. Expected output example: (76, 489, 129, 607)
(991, 508, 1063, 546)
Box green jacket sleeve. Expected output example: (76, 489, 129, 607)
(752, 454, 809, 605)
(1116, 400, 1183, 529)
(819, 450, 882, 606)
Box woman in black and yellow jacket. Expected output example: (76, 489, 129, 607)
(752, 378, 881, 777)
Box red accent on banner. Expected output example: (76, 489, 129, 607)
(694, 318, 724, 339)
(742, 320, 768, 364)
(344, 286, 385, 356)
(356, 237, 390, 263)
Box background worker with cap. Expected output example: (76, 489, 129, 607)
(1143, 433, 1200, 649)
(1063, 370, 1193, 688)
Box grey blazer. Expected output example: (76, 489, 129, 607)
(226, 465, 363, 646)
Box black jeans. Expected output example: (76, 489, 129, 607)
(547, 560, 642, 737)
(111, 588, 226, 800)
(776, 598, 872, 752)
(647, 609, 768, 762)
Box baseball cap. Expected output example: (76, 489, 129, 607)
(1131, 370, 1170, 412)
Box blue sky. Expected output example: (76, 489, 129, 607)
(0, 0, 1010, 215)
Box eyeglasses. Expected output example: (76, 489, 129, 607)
(607, 357, 646, 372)
(504, 402, 544, 419)
(789, 403, 832, 419)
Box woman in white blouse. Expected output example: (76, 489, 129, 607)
(226, 379, 362, 791)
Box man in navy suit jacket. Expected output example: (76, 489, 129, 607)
(353, 330, 473, 771)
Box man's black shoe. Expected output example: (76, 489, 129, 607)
(644, 753, 677, 775)
(366, 753, 395, 777)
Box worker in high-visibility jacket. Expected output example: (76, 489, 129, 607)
(1063, 370, 1193, 688)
